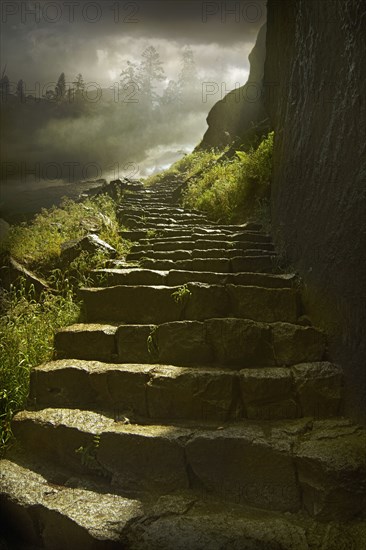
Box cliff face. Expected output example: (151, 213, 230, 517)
(264, 0, 366, 423)
(198, 23, 269, 149)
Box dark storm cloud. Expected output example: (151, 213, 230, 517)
(1, 1, 266, 41)
(1, 1, 266, 83)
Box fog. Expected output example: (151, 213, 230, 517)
(0, 0, 266, 219)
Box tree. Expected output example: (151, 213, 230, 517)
(0, 75, 10, 100)
(139, 46, 165, 109)
(72, 73, 85, 100)
(55, 72, 66, 100)
(120, 61, 140, 103)
(161, 79, 180, 106)
(16, 79, 25, 101)
(178, 46, 199, 105)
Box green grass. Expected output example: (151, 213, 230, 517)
(182, 132, 274, 224)
(6, 194, 129, 276)
(143, 148, 222, 186)
(0, 192, 131, 452)
(0, 282, 80, 451)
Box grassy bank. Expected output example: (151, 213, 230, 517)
(0, 193, 129, 452)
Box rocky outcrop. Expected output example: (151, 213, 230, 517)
(197, 23, 269, 149)
(264, 0, 366, 423)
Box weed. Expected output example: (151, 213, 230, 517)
(147, 327, 159, 358)
(75, 434, 108, 477)
(171, 284, 192, 305)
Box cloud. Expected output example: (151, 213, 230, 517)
(1, 0, 266, 85)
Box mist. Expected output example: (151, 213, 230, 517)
(0, 0, 266, 220)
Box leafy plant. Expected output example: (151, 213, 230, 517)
(171, 284, 192, 305)
(75, 434, 108, 477)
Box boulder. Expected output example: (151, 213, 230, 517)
(60, 234, 117, 264)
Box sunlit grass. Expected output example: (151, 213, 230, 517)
(182, 132, 274, 224)
(143, 148, 222, 186)
(7, 194, 129, 274)
(0, 192, 131, 452)
(0, 282, 80, 452)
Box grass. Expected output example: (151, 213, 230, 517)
(0, 192, 131, 453)
(182, 132, 274, 224)
(0, 282, 80, 451)
(143, 148, 223, 186)
(5, 194, 129, 276)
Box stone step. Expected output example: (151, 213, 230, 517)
(90, 268, 297, 288)
(79, 284, 299, 324)
(120, 229, 272, 243)
(118, 206, 203, 216)
(10, 409, 366, 519)
(118, 207, 208, 218)
(3, 459, 363, 549)
(0, 459, 143, 549)
(29, 359, 342, 421)
(130, 240, 275, 253)
(54, 319, 326, 368)
(127, 248, 277, 262)
(121, 215, 211, 227)
(140, 255, 277, 273)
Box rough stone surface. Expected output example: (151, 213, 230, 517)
(0, 460, 143, 549)
(60, 234, 117, 264)
(294, 419, 366, 520)
(240, 368, 298, 420)
(198, 23, 268, 149)
(154, 321, 213, 366)
(264, 0, 366, 424)
(116, 324, 154, 363)
(54, 324, 117, 362)
(292, 362, 343, 418)
(185, 424, 301, 512)
(272, 323, 326, 366)
(206, 318, 275, 367)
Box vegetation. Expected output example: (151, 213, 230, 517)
(171, 284, 192, 305)
(6, 194, 128, 276)
(144, 148, 222, 186)
(183, 132, 274, 224)
(0, 193, 130, 453)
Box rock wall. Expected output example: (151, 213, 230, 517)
(264, 0, 366, 423)
(198, 23, 269, 149)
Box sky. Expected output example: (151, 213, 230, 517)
(1, 0, 266, 179)
(1, 0, 265, 90)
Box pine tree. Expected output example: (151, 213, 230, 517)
(0, 75, 10, 99)
(139, 46, 165, 108)
(120, 61, 140, 103)
(55, 72, 66, 100)
(178, 46, 199, 105)
(161, 80, 180, 106)
(72, 73, 85, 99)
(16, 79, 25, 100)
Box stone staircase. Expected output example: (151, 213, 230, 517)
(1, 179, 365, 549)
